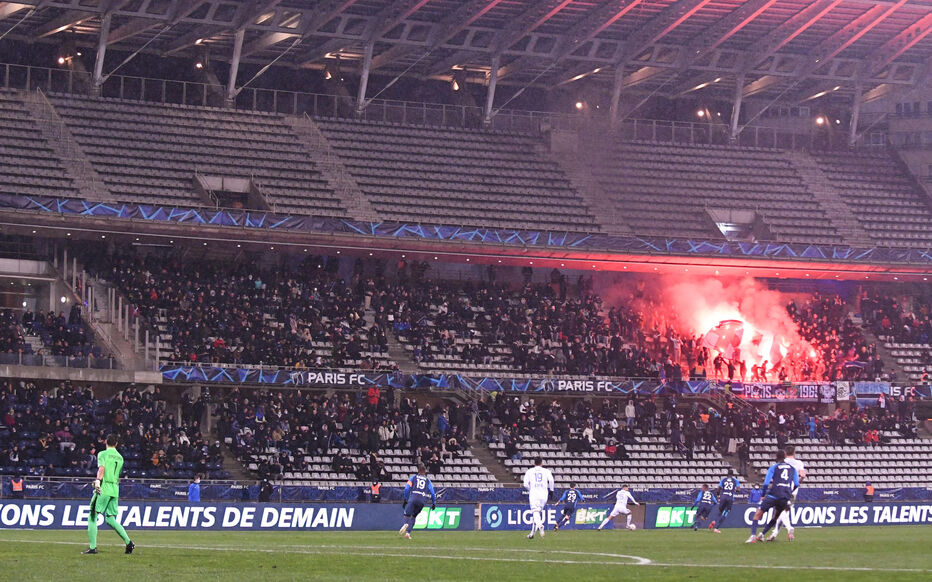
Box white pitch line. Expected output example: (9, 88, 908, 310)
(1, 538, 928, 573)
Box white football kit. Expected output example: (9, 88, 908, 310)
(523, 465, 554, 537)
(599, 488, 638, 529)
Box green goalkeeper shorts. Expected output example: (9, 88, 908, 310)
(92, 494, 119, 517)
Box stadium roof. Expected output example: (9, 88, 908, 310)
(4, 0, 932, 102)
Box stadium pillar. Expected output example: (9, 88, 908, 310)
(483, 55, 500, 127)
(225, 28, 245, 108)
(91, 10, 112, 96)
(849, 83, 862, 147)
(72, 257, 77, 294)
(609, 65, 625, 126)
(355, 42, 374, 117)
(730, 72, 745, 142)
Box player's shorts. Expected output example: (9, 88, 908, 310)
(759, 496, 790, 515)
(609, 504, 630, 517)
(718, 498, 733, 514)
(695, 505, 712, 520)
(92, 493, 119, 517)
(529, 495, 548, 511)
(403, 497, 425, 518)
(561, 506, 576, 517)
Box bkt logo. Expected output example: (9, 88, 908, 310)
(575, 508, 608, 525)
(414, 507, 462, 530)
(655, 506, 697, 528)
(485, 506, 503, 528)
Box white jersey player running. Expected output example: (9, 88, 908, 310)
(770, 445, 806, 541)
(598, 485, 639, 530)
(523, 457, 555, 539)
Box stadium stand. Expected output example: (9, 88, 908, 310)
(314, 118, 598, 232)
(217, 388, 496, 488)
(0, 91, 80, 199)
(809, 150, 932, 248)
(46, 95, 347, 216)
(582, 141, 845, 244)
(0, 382, 225, 479)
(83, 252, 397, 370)
(749, 436, 931, 489)
(861, 292, 932, 382)
(487, 396, 732, 489)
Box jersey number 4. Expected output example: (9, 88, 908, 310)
(780, 468, 789, 481)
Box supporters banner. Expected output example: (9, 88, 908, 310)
(478, 503, 644, 530)
(645, 502, 932, 529)
(0, 500, 473, 531)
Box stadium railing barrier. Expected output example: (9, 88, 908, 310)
(0, 62, 887, 149)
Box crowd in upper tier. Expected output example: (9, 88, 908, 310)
(0, 381, 222, 479)
(78, 250, 901, 384)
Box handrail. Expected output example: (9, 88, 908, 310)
(0, 61, 886, 149)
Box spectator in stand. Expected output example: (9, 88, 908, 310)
(188, 475, 201, 502)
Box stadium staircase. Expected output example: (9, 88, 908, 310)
(472, 444, 517, 485)
(543, 128, 631, 235)
(785, 151, 873, 246)
(20, 89, 113, 202)
(286, 115, 380, 222)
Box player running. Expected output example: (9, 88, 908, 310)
(597, 484, 639, 530)
(399, 464, 436, 539)
(82, 434, 134, 555)
(769, 445, 806, 541)
(553, 482, 583, 531)
(523, 457, 554, 539)
(709, 468, 740, 533)
(745, 450, 798, 543)
(691, 484, 717, 531)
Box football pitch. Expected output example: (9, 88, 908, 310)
(0, 526, 928, 581)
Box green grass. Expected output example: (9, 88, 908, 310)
(0, 526, 928, 581)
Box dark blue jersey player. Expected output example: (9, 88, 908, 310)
(553, 483, 584, 531)
(399, 464, 436, 539)
(746, 450, 798, 543)
(710, 468, 740, 533)
(691, 484, 718, 531)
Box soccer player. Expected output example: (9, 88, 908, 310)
(709, 468, 740, 533)
(553, 482, 583, 531)
(597, 484, 639, 530)
(82, 434, 134, 555)
(745, 450, 798, 543)
(770, 445, 806, 541)
(399, 464, 436, 540)
(690, 483, 717, 531)
(523, 457, 554, 539)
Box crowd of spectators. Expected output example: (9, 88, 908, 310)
(21, 304, 98, 358)
(0, 381, 220, 479)
(0, 309, 30, 355)
(386, 276, 659, 378)
(787, 292, 879, 381)
(216, 387, 470, 482)
(85, 252, 396, 370)
(862, 291, 932, 345)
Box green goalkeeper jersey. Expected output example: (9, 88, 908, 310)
(97, 447, 124, 498)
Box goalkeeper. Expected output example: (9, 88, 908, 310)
(82, 434, 135, 555)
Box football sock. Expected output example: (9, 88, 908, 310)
(87, 512, 98, 550)
(106, 516, 131, 544)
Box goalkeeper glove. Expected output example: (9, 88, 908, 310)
(92, 479, 101, 494)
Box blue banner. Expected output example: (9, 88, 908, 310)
(0, 500, 473, 531)
(646, 501, 932, 529)
(4, 193, 932, 265)
(478, 503, 643, 530)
